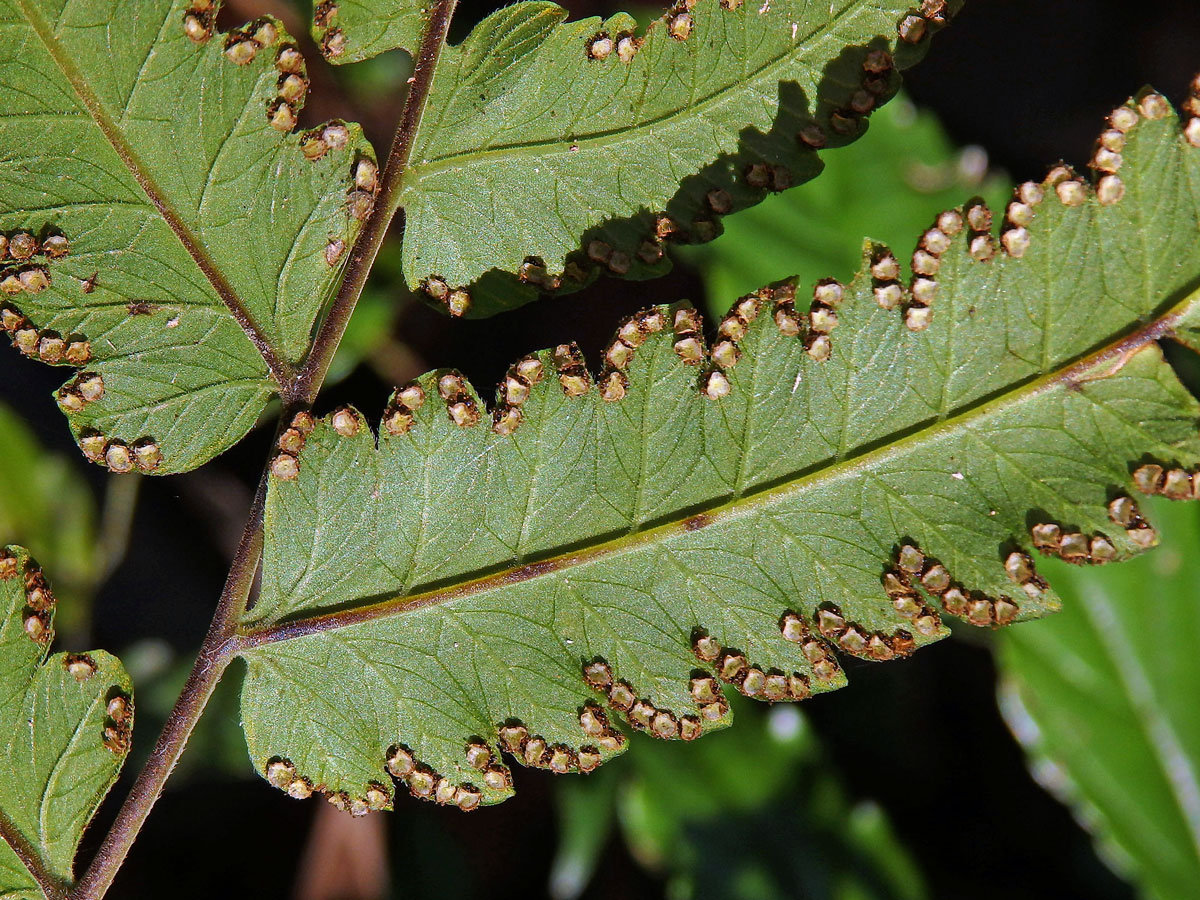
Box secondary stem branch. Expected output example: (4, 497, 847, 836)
(238, 289, 1200, 649)
(291, 0, 459, 404)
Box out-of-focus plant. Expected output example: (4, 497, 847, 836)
(1000, 498, 1200, 900)
(0, 402, 121, 639)
(550, 697, 927, 900)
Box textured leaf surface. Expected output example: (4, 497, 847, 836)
(312, 0, 426, 64)
(1000, 498, 1200, 900)
(0, 0, 374, 474)
(399, 0, 954, 316)
(0, 546, 133, 898)
(236, 91, 1200, 814)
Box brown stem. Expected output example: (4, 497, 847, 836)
(290, 0, 459, 405)
(0, 807, 69, 900)
(64, 4, 462, 896)
(67, 471, 270, 900)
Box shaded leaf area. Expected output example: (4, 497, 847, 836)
(0, 546, 133, 898)
(680, 93, 1010, 318)
(399, 0, 956, 317)
(311, 0, 425, 64)
(999, 497, 1200, 900)
(550, 698, 927, 900)
(236, 95, 1200, 814)
(0, 0, 374, 474)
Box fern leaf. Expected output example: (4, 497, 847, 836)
(311, 0, 426, 64)
(0, 546, 133, 897)
(234, 88, 1200, 813)
(399, 0, 957, 317)
(0, 1, 375, 474)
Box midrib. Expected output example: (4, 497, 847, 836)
(239, 285, 1200, 647)
(15, 0, 290, 383)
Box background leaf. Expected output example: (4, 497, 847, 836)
(551, 698, 928, 900)
(235, 93, 1200, 815)
(999, 497, 1200, 900)
(0, 546, 133, 898)
(0, 0, 374, 474)
(0, 401, 98, 626)
(399, 0, 956, 317)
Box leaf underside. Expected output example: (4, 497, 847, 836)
(0, 0, 374, 474)
(400, 0, 956, 317)
(312, 0, 426, 64)
(0, 546, 132, 898)
(237, 90, 1200, 814)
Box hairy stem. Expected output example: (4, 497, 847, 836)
(67, 477, 267, 900)
(291, 0, 459, 405)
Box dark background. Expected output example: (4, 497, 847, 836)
(5, 1, 1200, 897)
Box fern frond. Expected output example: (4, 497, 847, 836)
(400, 0, 957, 316)
(236, 85, 1200, 812)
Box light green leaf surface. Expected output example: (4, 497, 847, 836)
(235, 92, 1200, 814)
(399, 0, 955, 316)
(680, 93, 1010, 317)
(0, 0, 374, 474)
(999, 497, 1200, 900)
(312, 0, 426, 64)
(0, 546, 133, 898)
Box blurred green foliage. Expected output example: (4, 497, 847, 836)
(328, 241, 408, 385)
(550, 698, 927, 900)
(1000, 499, 1200, 900)
(0, 401, 100, 636)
